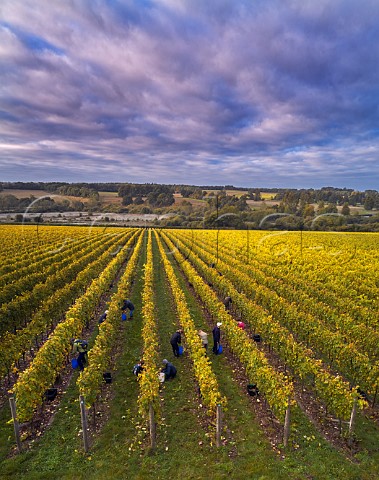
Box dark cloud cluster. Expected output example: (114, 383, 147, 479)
(1, 0, 379, 189)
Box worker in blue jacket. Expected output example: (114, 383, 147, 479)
(121, 299, 135, 318)
(161, 359, 177, 381)
(170, 329, 183, 357)
(212, 322, 222, 354)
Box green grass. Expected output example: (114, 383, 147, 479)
(1, 230, 379, 479)
(0, 399, 16, 461)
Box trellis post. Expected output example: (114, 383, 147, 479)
(149, 403, 157, 450)
(9, 397, 22, 453)
(216, 404, 222, 447)
(79, 395, 90, 452)
(348, 397, 358, 446)
(283, 398, 291, 447)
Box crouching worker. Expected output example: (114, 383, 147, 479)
(72, 339, 88, 371)
(161, 359, 177, 381)
(133, 360, 144, 378)
(121, 299, 135, 318)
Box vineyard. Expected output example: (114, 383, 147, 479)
(0, 225, 379, 479)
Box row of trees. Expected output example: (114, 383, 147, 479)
(272, 188, 379, 210)
(118, 183, 379, 213)
(0, 181, 120, 193)
(119, 185, 175, 208)
(1, 182, 378, 208)
(0, 195, 85, 213)
(160, 209, 379, 231)
(56, 185, 99, 199)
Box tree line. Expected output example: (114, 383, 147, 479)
(1, 182, 379, 231)
(1, 182, 378, 208)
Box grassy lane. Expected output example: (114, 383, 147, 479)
(151, 233, 294, 480)
(78, 230, 149, 479)
(127, 232, 214, 479)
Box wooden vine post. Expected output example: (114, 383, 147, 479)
(348, 397, 358, 446)
(149, 403, 157, 450)
(79, 395, 90, 452)
(9, 396, 22, 453)
(283, 398, 291, 447)
(216, 404, 222, 447)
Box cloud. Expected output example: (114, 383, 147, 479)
(0, 0, 379, 189)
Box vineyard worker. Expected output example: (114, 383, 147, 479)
(161, 359, 177, 381)
(133, 359, 144, 378)
(198, 329, 208, 351)
(237, 321, 246, 330)
(98, 309, 109, 324)
(212, 322, 222, 354)
(223, 296, 232, 311)
(72, 339, 88, 371)
(121, 298, 135, 318)
(170, 329, 183, 357)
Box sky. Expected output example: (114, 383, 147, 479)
(1, 0, 379, 190)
